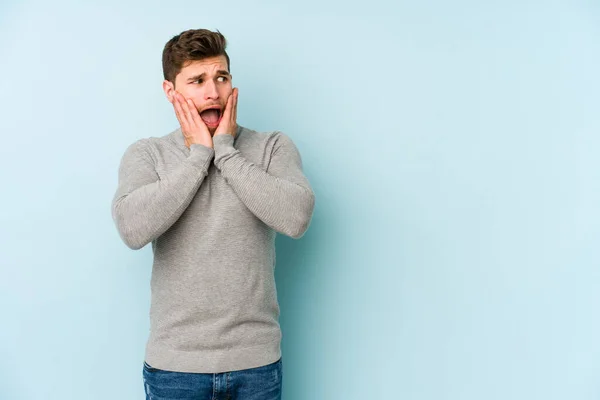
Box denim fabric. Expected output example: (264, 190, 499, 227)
(142, 357, 283, 400)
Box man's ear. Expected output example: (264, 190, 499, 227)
(162, 80, 175, 102)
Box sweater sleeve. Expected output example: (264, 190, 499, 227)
(111, 139, 214, 250)
(212, 131, 315, 239)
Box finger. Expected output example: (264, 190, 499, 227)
(186, 98, 206, 129)
(222, 91, 233, 122)
(177, 92, 194, 126)
(233, 88, 238, 123)
(173, 93, 190, 131)
(172, 94, 183, 123)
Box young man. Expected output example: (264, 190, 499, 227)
(111, 28, 315, 399)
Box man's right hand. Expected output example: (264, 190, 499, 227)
(170, 91, 213, 149)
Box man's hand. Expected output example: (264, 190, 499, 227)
(171, 91, 213, 149)
(214, 88, 239, 138)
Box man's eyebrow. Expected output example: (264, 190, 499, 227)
(187, 70, 231, 82)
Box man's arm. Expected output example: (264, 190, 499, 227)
(212, 131, 315, 239)
(111, 139, 214, 249)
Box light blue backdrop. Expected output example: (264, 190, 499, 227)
(1, 0, 599, 399)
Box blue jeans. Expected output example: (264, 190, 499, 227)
(142, 357, 283, 400)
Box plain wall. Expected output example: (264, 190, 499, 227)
(0, 0, 599, 399)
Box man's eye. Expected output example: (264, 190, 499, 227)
(194, 79, 203, 84)
(217, 76, 228, 82)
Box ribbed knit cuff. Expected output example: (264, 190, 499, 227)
(188, 143, 215, 172)
(213, 134, 238, 169)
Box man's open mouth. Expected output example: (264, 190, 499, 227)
(199, 106, 222, 126)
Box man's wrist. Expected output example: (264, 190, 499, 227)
(213, 134, 237, 169)
(186, 138, 213, 149)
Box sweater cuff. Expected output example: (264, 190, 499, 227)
(188, 143, 215, 172)
(213, 134, 237, 169)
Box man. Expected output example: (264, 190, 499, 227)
(111, 28, 315, 400)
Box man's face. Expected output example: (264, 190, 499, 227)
(163, 55, 232, 135)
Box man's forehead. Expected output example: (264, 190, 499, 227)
(182, 57, 229, 75)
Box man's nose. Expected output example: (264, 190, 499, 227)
(204, 80, 219, 100)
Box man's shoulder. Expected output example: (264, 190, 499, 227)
(235, 128, 303, 163)
(150, 127, 181, 146)
(238, 125, 277, 139)
(237, 125, 294, 146)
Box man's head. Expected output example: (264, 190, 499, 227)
(162, 29, 232, 133)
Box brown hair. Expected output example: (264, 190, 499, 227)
(162, 28, 230, 86)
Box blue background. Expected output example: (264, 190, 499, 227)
(1, 0, 599, 399)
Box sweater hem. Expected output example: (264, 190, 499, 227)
(144, 338, 282, 374)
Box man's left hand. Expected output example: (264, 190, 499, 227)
(214, 87, 238, 138)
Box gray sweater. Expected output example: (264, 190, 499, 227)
(111, 125, 315, 373)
